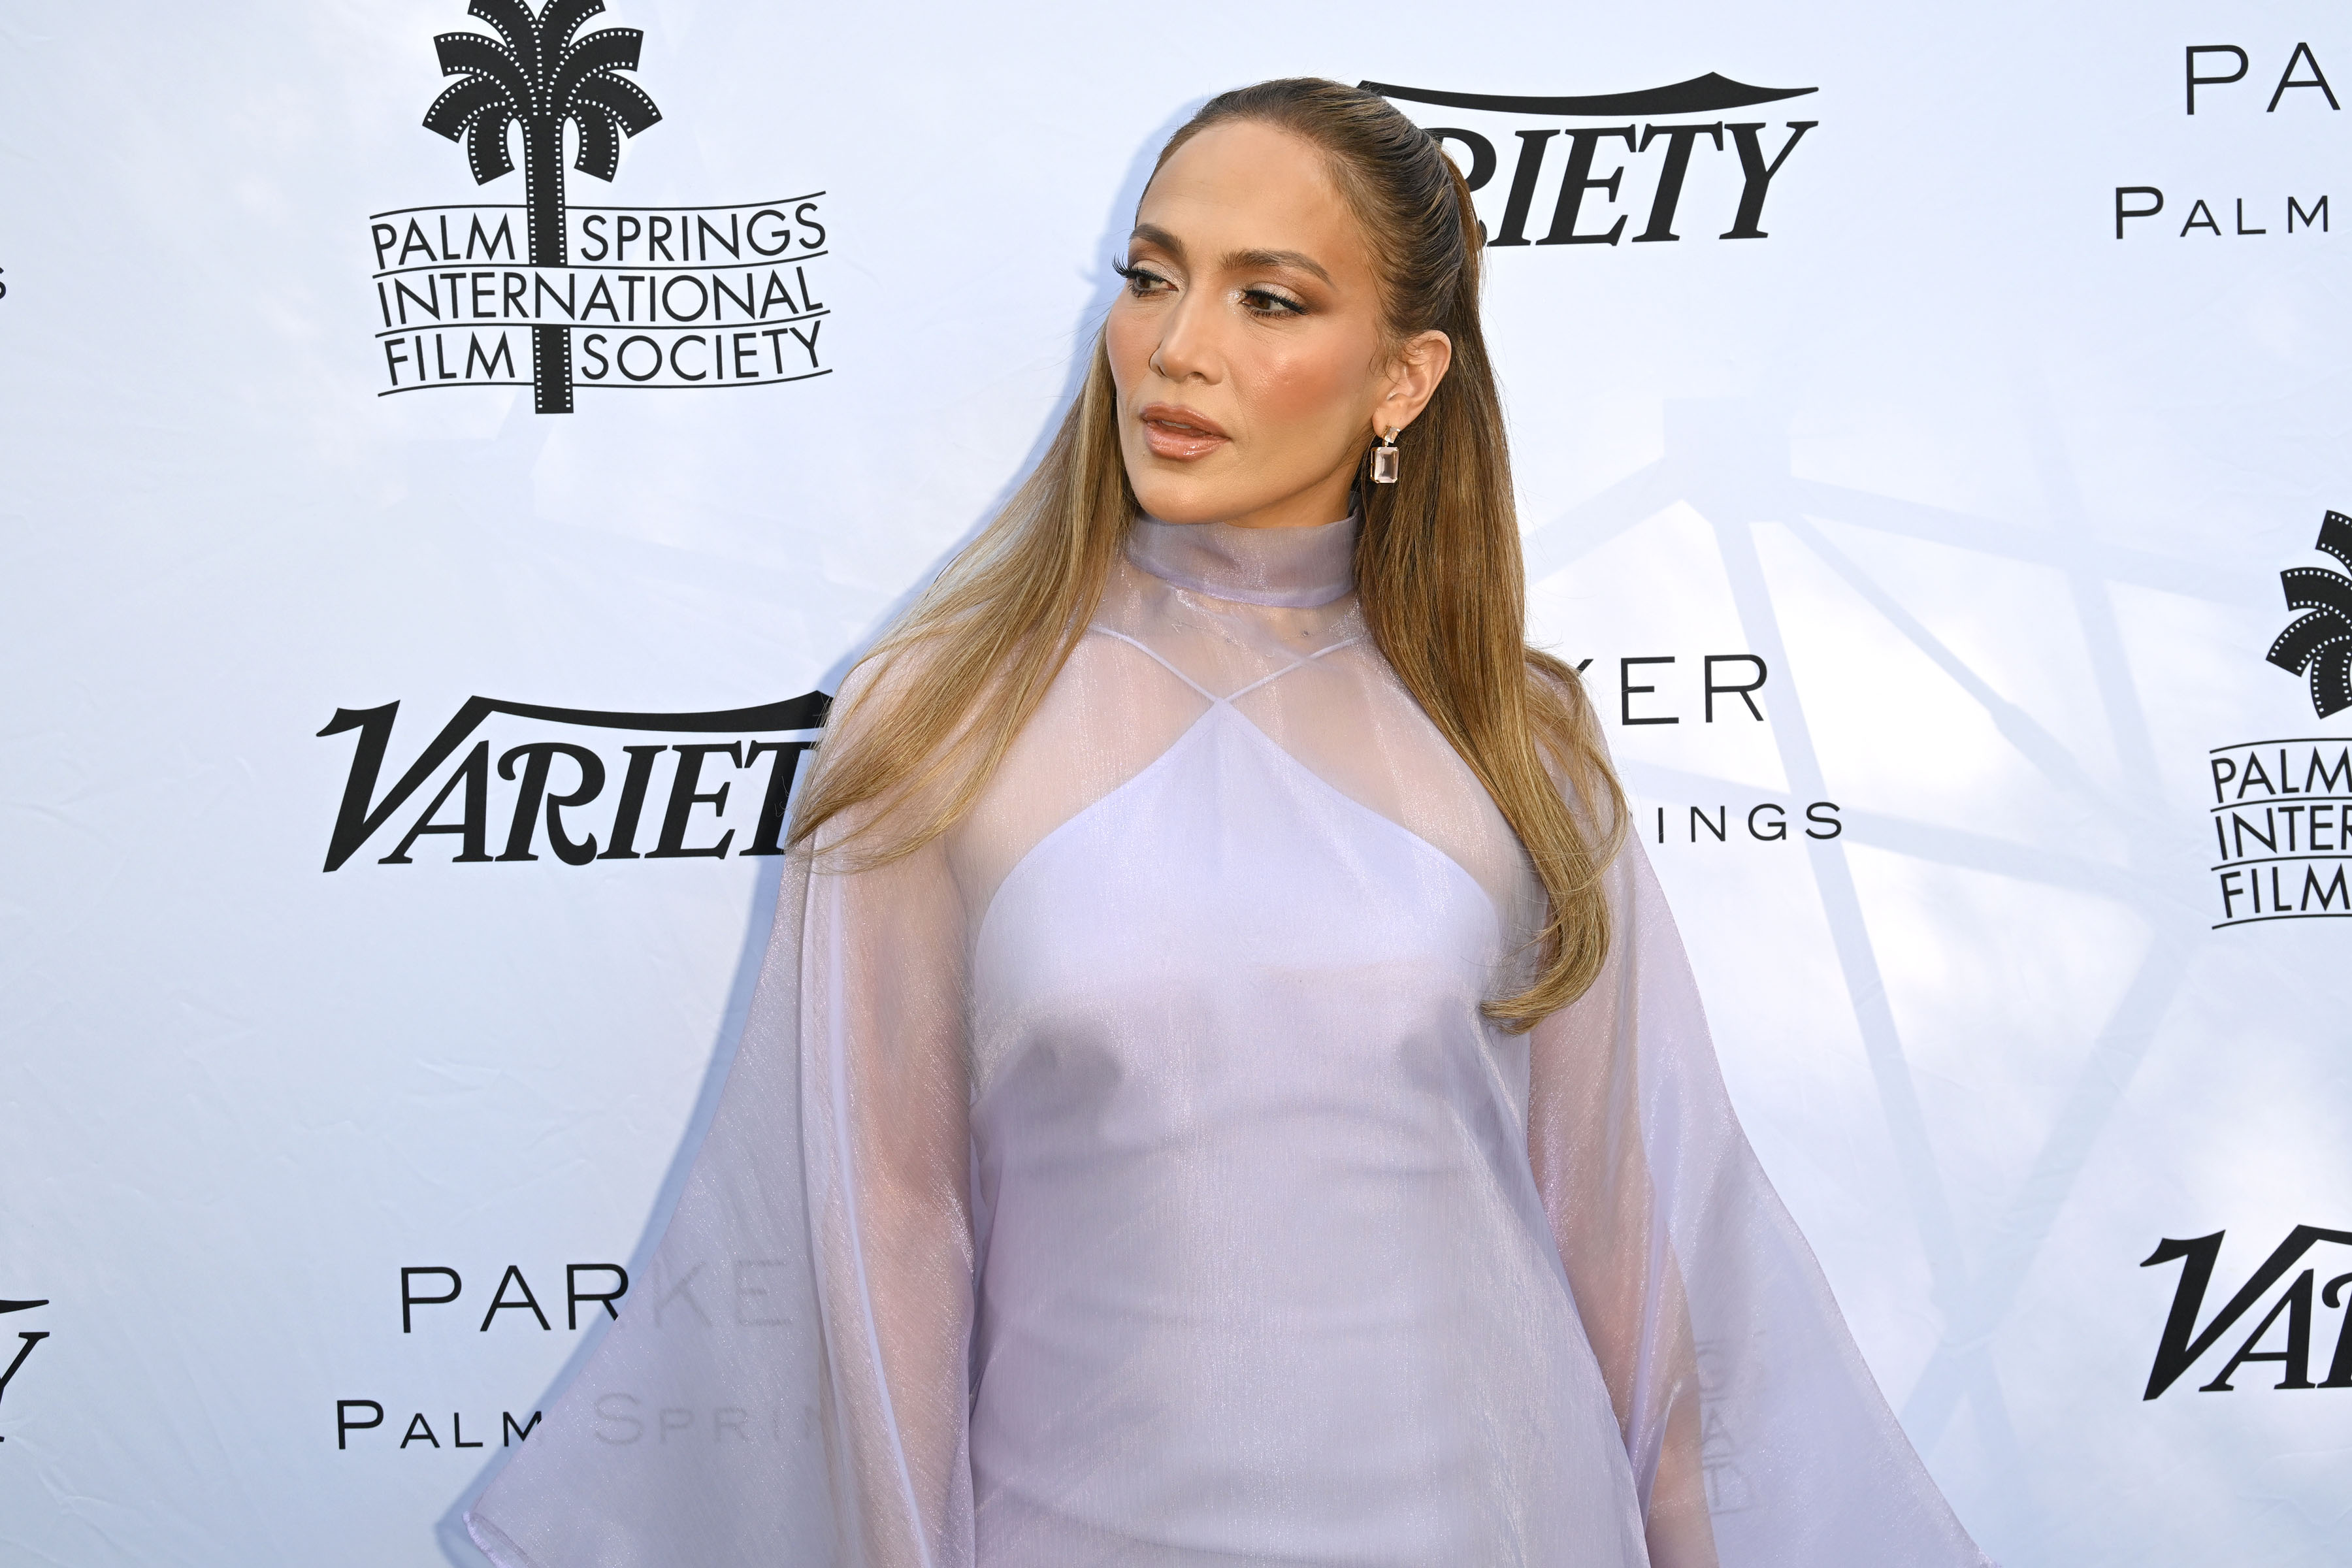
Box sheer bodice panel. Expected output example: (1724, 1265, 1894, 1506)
(948, 557, 1544, 952)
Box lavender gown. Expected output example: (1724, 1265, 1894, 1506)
(466, 515, 1987, 1568)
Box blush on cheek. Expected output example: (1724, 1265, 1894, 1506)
(1238, 351, 1365, 461)
(1248, 354, 1353, 421)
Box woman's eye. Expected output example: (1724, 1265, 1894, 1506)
(1115, 261, 1173, 296)
(1240, 288, 1305, 318)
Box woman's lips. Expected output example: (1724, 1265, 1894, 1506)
(1137, 402, 1230, 461)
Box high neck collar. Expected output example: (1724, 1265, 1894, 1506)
(1124, 514, 1360, 608)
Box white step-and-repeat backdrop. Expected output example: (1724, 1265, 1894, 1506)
(3, 3, 2346, 1563)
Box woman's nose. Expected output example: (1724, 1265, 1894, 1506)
(1149, 290, 1220, 385)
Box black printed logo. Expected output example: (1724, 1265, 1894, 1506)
(2112, 44, 2336, 239)
(335, 1255, 806, 1451)
(0, 1299, 48, 1442)
(421, 0, 661, 412)
(2208, 734, 2352, 926)
(1363, 74, 1818, 247)
(370, 1, 834, 408)
(2268, 511, 2352, 718)
(2202, 511, 2352, 927)
(317, 692, 828, 871)
(2142, 1228, 2352, 1396)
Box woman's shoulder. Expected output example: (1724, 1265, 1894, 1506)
(823, 632, 1004, 742)
(794, 636, 998, 853)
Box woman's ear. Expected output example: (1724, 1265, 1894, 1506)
(1373, 330, 1453, 434)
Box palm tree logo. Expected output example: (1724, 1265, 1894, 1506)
(423, 1, 661, 414)
(2267, 510, 2352, 717)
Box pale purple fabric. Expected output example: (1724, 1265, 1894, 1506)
(1123, 512, 1358, 607)
(466, 518, 1987, 1568)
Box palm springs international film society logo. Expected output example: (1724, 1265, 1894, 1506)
(2206, 510, 2352, 927)
(369, 1, 830, 412)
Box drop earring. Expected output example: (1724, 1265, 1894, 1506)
(1371, 427, 1400, 484)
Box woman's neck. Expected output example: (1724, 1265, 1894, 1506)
(1124, 513, 1359, 609)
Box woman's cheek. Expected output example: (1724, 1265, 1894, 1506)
(1103, 306, 1150, 398)
(1241, 345, 1362, 445)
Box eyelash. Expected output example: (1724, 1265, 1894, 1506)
(1113, 259, 1307, 319)
(1113, 259, 1170, 295)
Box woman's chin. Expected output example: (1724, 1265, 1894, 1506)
(1126, 477, 1245, 527)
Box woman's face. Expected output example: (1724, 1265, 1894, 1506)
(1106, 120, 1449, 531)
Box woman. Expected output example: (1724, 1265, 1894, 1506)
(468, 80, 1986, 1568)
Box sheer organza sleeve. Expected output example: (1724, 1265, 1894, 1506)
(804, 820, 974, 1567)
(464, 752, 975, 1567)
(1531, 828, 1990, 1567)
(1526, 830, 1716, 1568)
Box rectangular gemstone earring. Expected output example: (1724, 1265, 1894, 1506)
(1371, 428, 1400, 484)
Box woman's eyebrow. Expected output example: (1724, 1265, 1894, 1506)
(1128, 223, 1186, 261)
(1224, 248, 1333, 286)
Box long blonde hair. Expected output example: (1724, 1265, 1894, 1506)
(792, 78, 1625, 1026)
